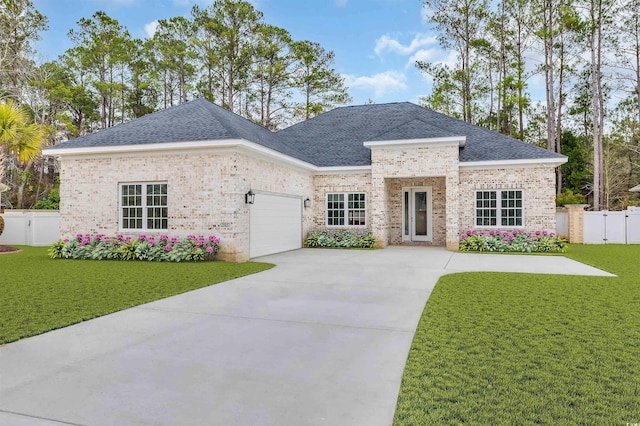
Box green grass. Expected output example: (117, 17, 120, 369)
(393, 245, 640, 425)
(0, 246, 273, 344)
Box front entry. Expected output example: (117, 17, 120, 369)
(402, 187, 432, 242)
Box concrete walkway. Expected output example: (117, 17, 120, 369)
(0, 248, 613, 426)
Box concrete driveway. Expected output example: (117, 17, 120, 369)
(0, 247, 612, 426)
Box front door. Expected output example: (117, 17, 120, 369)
(402, 187, 432, 242)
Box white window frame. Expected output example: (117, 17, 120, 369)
(474, 189, 525, 228)
(119, 182, 168, 232)
(325, 192, 367, 228)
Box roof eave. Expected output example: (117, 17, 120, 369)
(43, 139, 319, 172)
(460, 157, 568, 170)
(363, 136, 466, 149)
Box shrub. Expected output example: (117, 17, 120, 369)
(0, 215, 4, 237)
(460, 229, 567, 253)
(556, 189, 587, 206)
(304, 229, 376, 249)
(49, 233, 221, 262)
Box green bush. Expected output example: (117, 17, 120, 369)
(460, 229, 567, 253)
(556, 189, 586, 206)
(49, 233, 221, 262)
(33, 186, 60, 210)
(304, 229, 376, 249)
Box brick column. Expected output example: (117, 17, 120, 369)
(565, 204, 588, 244)
(445, 170, 460, 250)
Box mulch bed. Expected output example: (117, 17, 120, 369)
(0, 245, 20, 254)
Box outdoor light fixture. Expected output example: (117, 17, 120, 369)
(304, 198, 311, 208)
(245, 190, 255, 205)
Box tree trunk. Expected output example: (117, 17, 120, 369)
(544, 0, 556, 154)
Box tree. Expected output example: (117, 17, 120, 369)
(0, 0, 47, 100)
(148, 17, 197, 107)
(251, 24, 294, 129)
(193, 0, 263, 113)
(290, 40, 351, 120)
(575, 0, 618, 209)
(0, 100, 46, 208)
(0, 100, 44, 162)
(68, 11, 133, 129)
(422, 0, 489, 123)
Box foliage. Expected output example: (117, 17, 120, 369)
(33, 185, 60, 209)
(0, 215, 4, 237)
(304, 229, 376, 249)
(0, 246, 273, 344)
(49, 233, 221, 262)
(393, 245, 640, 425)
(459, 229, 567, 253)
(0, 100, 46, 163)
(555, 188, 587, 206)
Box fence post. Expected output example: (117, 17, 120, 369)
(565, 204, 588, 244)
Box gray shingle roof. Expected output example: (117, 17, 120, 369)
(48, 99, 565, 167)
(46, 99, 306, 161)
(277, 102, 566, 166)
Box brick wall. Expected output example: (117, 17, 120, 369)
(459, 166, 557, 233)
(59, 151, 313, 262)
(369, 144, 460, 248)
(312, 173, 372, 229)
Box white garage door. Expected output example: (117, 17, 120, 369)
(250, 193, 302, 258)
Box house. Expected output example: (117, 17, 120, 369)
(43, 99, 567, 261)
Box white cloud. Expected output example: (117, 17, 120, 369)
(335, 0, 348, 7)
(144, 20, 159, 38)
(343, 71, 408, 97)
(374, 33, 437, 57)
(407, 48, 439, 67)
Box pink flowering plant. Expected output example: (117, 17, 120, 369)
(459, 229, 567, 253)
(49, 233, 221, 262)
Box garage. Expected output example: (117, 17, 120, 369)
(249, 193, 303, 258)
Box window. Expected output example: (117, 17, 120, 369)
(120, 183, 168, 230)
(326, 192, 366, 227)
(475, 190, 523, 227)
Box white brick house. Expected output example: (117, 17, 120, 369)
(44, 100, 566, 261)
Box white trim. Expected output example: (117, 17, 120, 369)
(119, 181, 168, 233)
(474, 189, 525, 229)
(44, 138, 319, 172)
(363, 136, 466, 149)
(315, 165, 372, 174)
(460, 158, 567, 170)
(325, 192, 367, 228)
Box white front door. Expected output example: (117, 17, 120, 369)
(402, 187, 432, 242)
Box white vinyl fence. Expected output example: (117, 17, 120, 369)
(0, 210, 61, 246)
(583, 208, 640, 244)
(555, 209, 569, 237)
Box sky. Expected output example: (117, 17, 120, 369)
(30, 0, 464, 106)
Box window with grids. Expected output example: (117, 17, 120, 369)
(121, 183, 168, 230)
(326, 192, 366, 227)
(475, 190, 523, 227)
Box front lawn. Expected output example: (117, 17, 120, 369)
(393, 245, 640, 425)
(0, 247, 273, 344)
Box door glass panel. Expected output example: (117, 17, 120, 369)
(404, 191, 409, 236)
(415, 191, 427, 236)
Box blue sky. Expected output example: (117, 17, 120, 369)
(30, 0, 460, 105)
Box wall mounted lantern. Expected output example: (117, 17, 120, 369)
(304, 198, 311, 208)
(245, 190, 255, 204)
